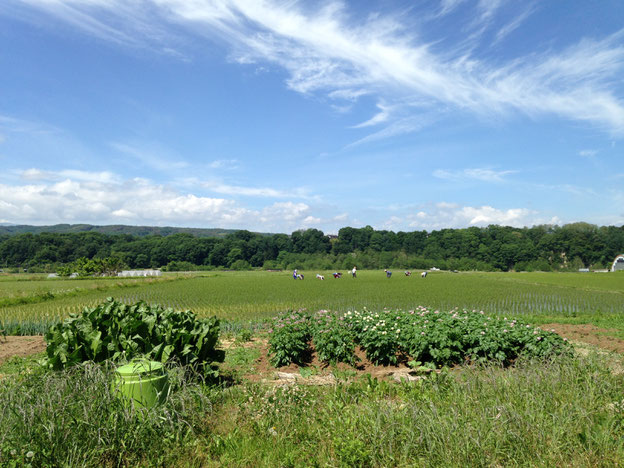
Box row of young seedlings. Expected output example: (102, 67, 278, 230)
(268, 306, 572, 368)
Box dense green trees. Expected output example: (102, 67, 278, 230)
(1, 223, 623, 273)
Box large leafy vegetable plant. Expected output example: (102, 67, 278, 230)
(44, 297, 224, 375)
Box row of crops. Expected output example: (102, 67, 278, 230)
(268, 307, 571, 368)
(1, 271, 623, 334)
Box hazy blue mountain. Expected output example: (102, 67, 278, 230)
(0, 224, 269, 237)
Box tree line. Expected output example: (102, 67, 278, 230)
(1, 222, 623, 273)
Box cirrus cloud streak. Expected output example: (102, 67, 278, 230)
(4, 0, 624, 137)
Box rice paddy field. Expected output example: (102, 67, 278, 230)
(1, 269, 624, 335)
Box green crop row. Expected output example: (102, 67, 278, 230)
(268, 307, 571, 367)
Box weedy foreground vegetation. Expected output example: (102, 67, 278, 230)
(0, 271, 623, 467)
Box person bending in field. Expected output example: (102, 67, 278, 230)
(384, 269, 392, 278)
(333, 272, 342, 279)
(421, 271, 428, 278)
(293, 269, 298, 280)
(316, 274, 325, 280)
(405, 270, 411, 276)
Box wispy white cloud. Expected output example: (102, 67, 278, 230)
(156, 174, 316, 200)
(110, 141, 188, 171)
(208, 159, 240, 170)
(5, 1, 624, 139)
(438, 0, 468, 17)
(346, 115, 436, 148)
(579, 149, 598, 158)
(0, 113, 60, 135)
(202, 180, 311, 199)
(20, 168, 118, 184)
(493, 4, 536, 44)
(433, 167, 516, 182)
(351, 102, 393, 128)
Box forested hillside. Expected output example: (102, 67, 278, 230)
(1, 222, 623, 272)
(0, 224, 244, 238)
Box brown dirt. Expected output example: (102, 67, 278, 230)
(0, 335, 46, 365)
(540, 323, 624, 354)
(228, 338, 423, 385)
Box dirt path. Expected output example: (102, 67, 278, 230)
(0, 335, 46, 365)
(540, 323, 624, 354)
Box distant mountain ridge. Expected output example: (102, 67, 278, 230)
(0, 224, 265, 238)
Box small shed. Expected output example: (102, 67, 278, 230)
(611, 255, 624, 272)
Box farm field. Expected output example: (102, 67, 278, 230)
(1, 270, 624, 466)
(1, 270, 624, 335)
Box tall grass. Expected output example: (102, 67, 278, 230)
(200, 353, 624, 467)
(0, 361, 214, 467)
(1, 337, 622, 465)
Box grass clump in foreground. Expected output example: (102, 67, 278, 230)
(199, 353, 624, 467)
(0, 361, 215, 467)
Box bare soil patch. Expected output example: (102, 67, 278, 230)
(229, 338, 419, 384)
(0, 336, 46, 365)
(541, 323, 624, 354)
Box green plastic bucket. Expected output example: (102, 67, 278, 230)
(115, 360, 169, 408)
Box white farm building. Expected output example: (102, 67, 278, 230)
(612, 255, 624, 272)
(118, 269, 162, 277)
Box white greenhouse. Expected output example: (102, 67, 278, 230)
(611, 255, 624, 272)
(117, 269, 162, 277)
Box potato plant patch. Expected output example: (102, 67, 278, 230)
(269, 306, 572, 367)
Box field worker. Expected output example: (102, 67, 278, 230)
(405, 270, 411, 276)
(293, 269, 298, 280)
(385, 269, 392, 278)
(352, 266, 357, 278)
(316, 274, 325, 280)
(421, 271, 428, 278)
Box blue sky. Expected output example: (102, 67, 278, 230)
(0, 0, 623, 234)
